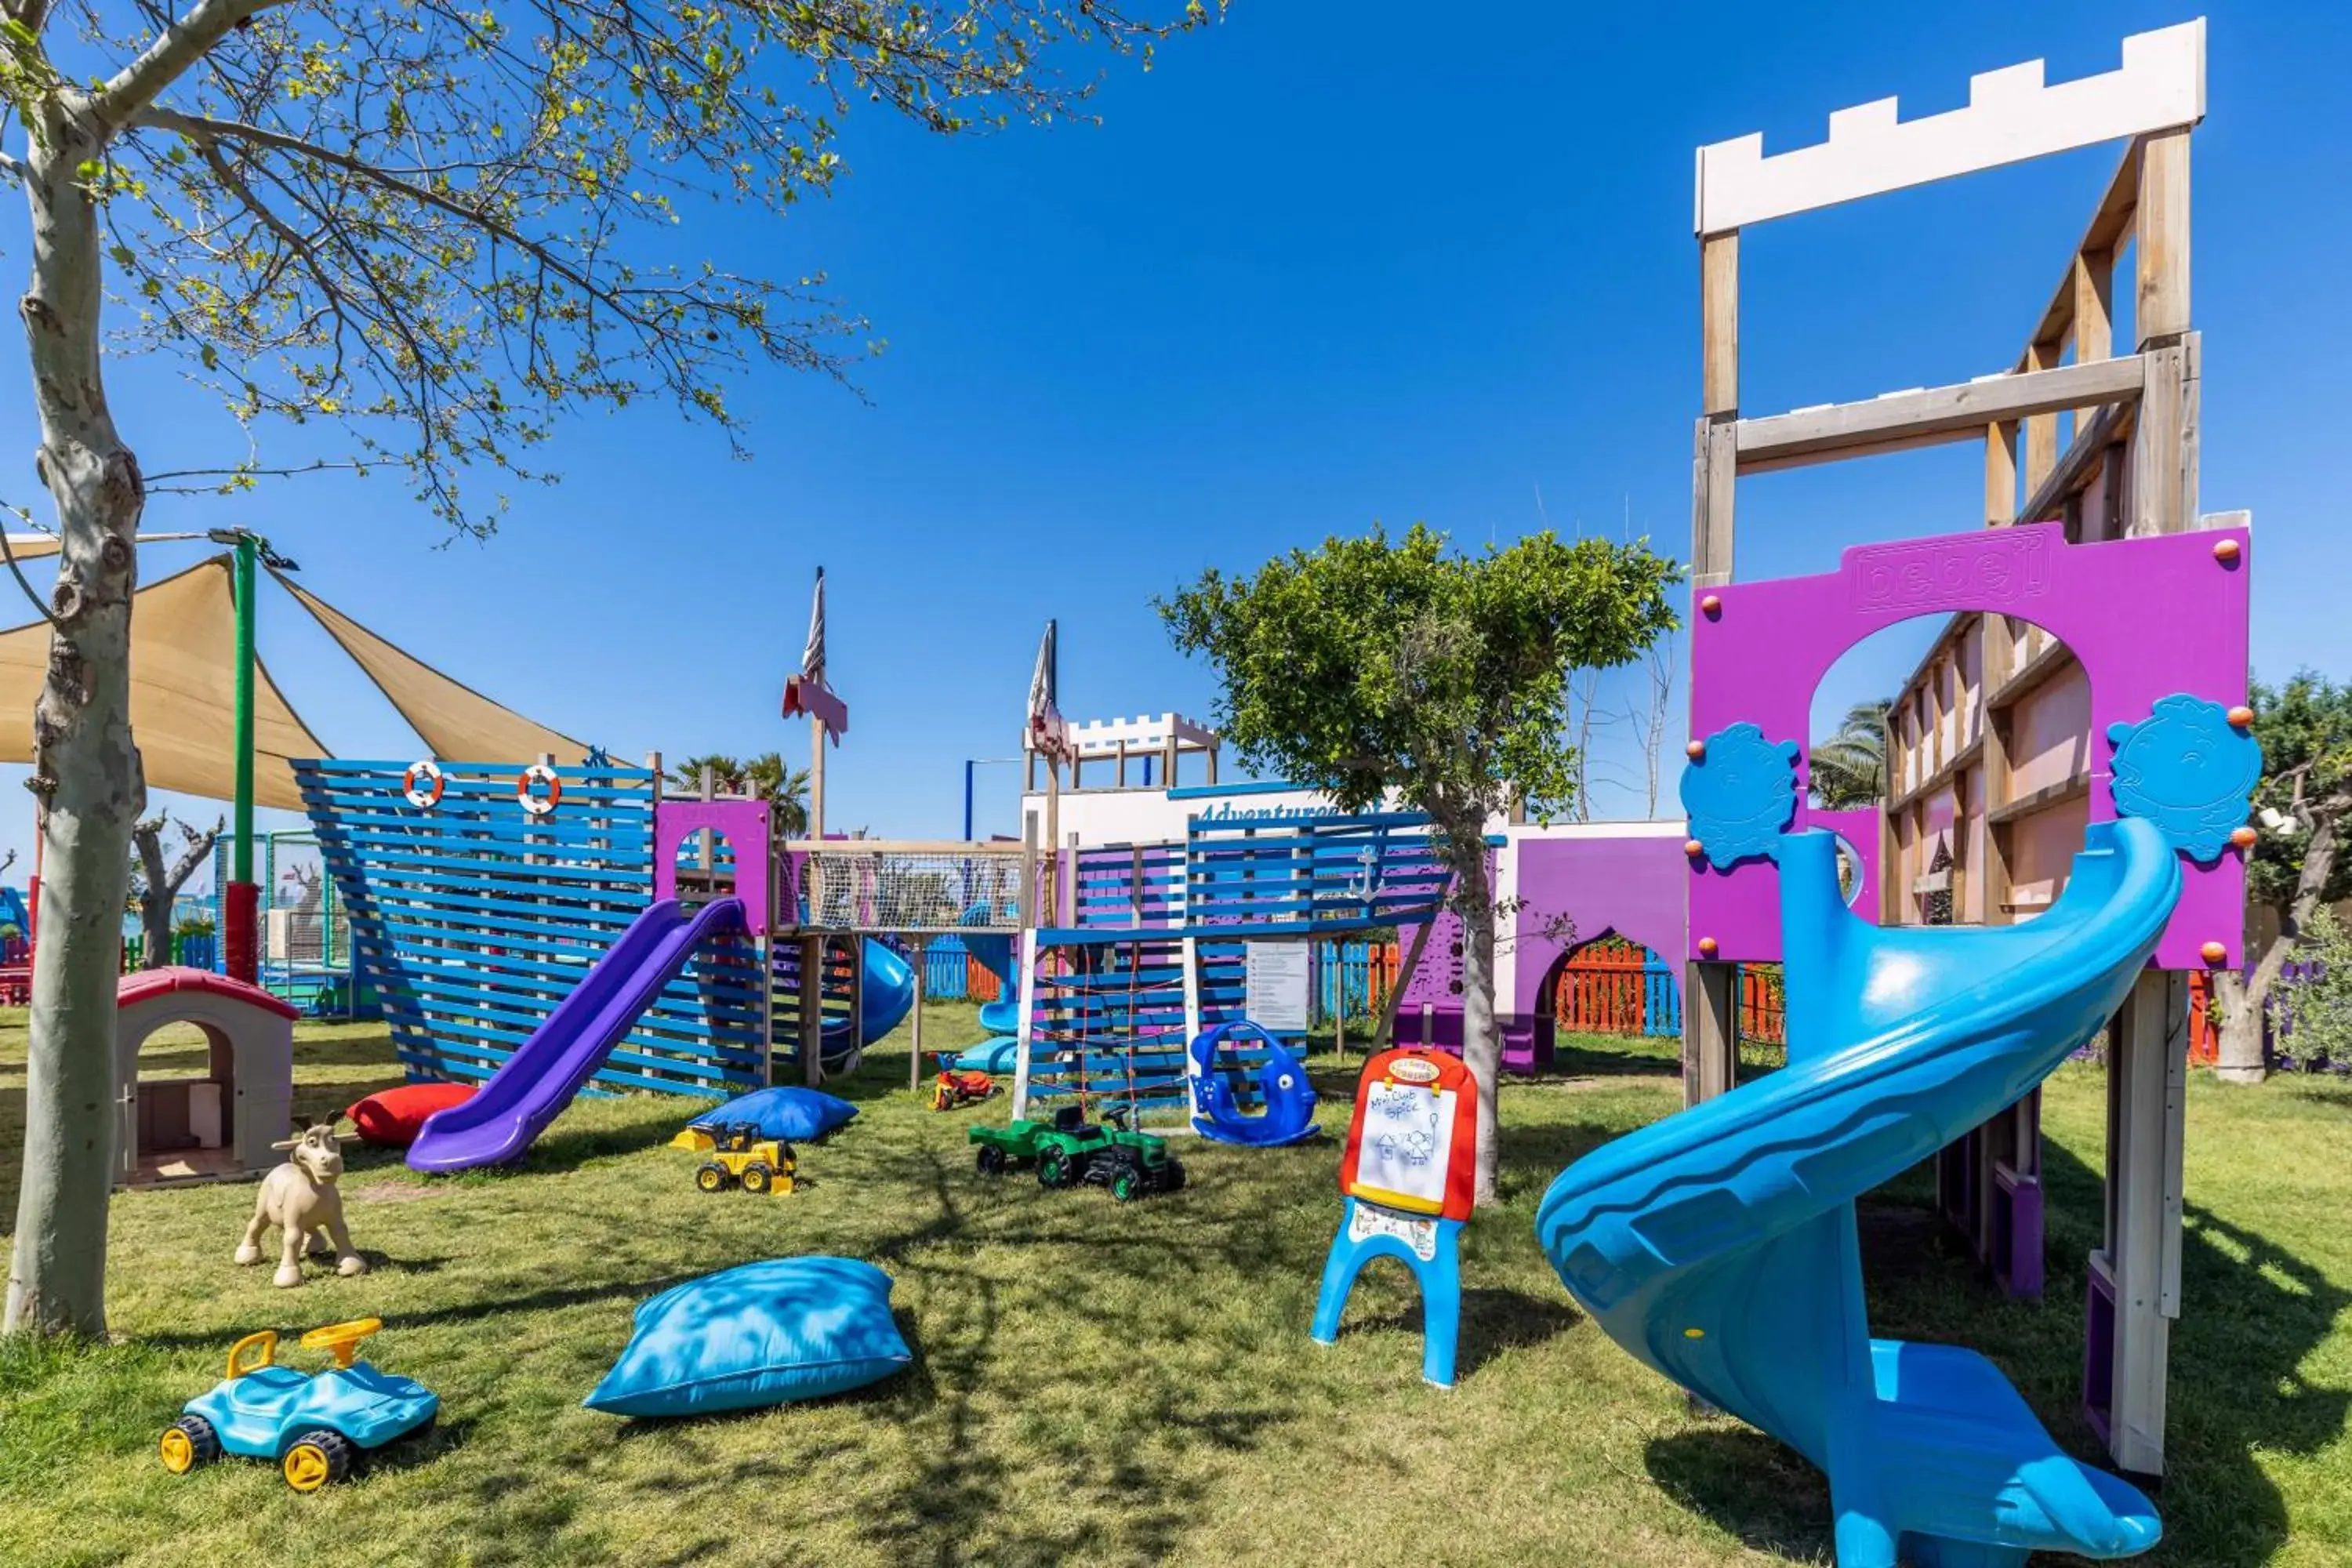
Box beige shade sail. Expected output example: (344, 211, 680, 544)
(277, 572, 586, 765)
(0, 554, 328, 811)
(2, 534, 61, 561)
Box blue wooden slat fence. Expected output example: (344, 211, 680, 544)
(297, 758, 840, 1095)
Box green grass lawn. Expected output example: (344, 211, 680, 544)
(2, 1007, 2347, 1566)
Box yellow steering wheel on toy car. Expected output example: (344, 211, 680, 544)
(299, 1317, 383, 1370)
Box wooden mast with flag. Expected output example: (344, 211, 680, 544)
(1025, 619, 1069, 925)
(781, 568, 848, 1085)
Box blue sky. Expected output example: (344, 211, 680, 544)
(0, 2, 2341, 889)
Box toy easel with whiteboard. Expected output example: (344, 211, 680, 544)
(1310, 1046, 1479, 1387)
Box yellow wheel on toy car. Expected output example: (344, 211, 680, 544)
(695, 1163, 730, 1193)
(281, 1429, 353, 1493)
(159, 1414, 219, 1475)
(741, 1162, 773, 1195)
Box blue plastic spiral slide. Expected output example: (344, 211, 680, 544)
(1537, 821, 2179, 1566)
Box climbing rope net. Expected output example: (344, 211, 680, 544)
(795, 846, 1029, 932)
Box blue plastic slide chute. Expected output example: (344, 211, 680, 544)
(1537, 822, 2178, 1567)
(1187, 1020, 1320, 1146)
(947, 903, 1024, 1073)
(409, 897, 747, 1172)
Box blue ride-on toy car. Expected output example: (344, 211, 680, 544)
(159, 1317, 439, 1491)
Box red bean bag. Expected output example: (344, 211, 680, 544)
(347, 1082, 477, 1148)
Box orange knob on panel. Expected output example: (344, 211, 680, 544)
(2200, 941, 2227, 965)
(2227, 706, 2256, 728)
(1686, 740, 1707, 760)
(1697, 937, 1719, 958)
(1700, 593, 1722, 618)
(1684, 839, 1704, 858)
(2230, 826, 2258, 850)
(2212, 538, 2241, 563)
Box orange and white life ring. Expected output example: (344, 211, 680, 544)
(517, 764, 562, 817)
(402, 760, 445, 810)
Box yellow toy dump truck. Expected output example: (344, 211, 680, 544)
(669, 1121, 797, 1195)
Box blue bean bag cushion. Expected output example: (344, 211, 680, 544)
(689, 1086, 858, 1143)
(583, 1257, 912, 1418)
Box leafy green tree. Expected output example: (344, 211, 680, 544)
(1160, 523, 1679, 1202)
(2267, 906, 2352, 1071)
(2212, 673, 2352, 1083)
(1808, 699, 1892, 810)
(3, 0, 1220, 1338)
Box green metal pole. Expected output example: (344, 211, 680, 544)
(232, 532, 257, 884)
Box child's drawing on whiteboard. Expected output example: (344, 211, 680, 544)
(1354, 1079, 1456, 1212)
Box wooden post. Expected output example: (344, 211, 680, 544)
(1018, 810, 1038, 931)
(1682, 961, 1737, 1105)
(1701, 231, 1738, 417)
(906, 937, 928, 1093)
(808, 713, 827, 840)
(697, 764, 715, 880)
(2102, 968, 2187, 1477)
(799, 936, 823, 1087)
(1985, 423, 2018, 526)
(2071, 248, 2115, 429)
(2136, 129, 2190, 344)
(1372, 919, 1435, 1051)
(1332, 940, 1347, 1062)
(2091, 122, 2192, 1475)
(2022, 338, 2062, 496)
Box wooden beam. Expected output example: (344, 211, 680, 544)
(2021, 144, 2142, 365)
(2020, 397, 2135, 524)
(1735, 354, 2144, 472)
(1987, 773, 2089, 826)
(1986, 635, 2078, 713)
(1702, 232, 1739, 416)
(2136, 126, 2192, 343)
(1985, 423, 2018, 525)
(1887, 733, 1984, 815)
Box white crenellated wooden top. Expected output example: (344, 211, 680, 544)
(1694, 19, 2204, 235)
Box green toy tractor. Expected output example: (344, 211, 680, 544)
(969, 1103, 1185, 1202)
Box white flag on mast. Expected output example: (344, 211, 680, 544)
(801, 567, 827, 688)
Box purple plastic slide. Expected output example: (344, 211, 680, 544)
(407, 897, 747, 1173)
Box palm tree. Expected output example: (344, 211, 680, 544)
(669, 753, 744, 797)
(741, 752, 811, 837)
(1809, 699, 1893, 809)
(669, 753, 811, 836)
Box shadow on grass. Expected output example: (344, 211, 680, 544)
(1616, 1133, 2347, 1568)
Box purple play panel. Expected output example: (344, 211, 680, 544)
(1393, 831, 1713, 1073)
(655, 800, 775, 933)
(1689, 522, 2250, 971)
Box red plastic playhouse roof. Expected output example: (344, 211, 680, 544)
(115, 965, 300, 1021)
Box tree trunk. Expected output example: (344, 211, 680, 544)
(5, 111, 146, 1338)
(1446, 826, 1501, 1207)
(133, 822, 169, 971)
(2219, 814, 2342, 1086)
